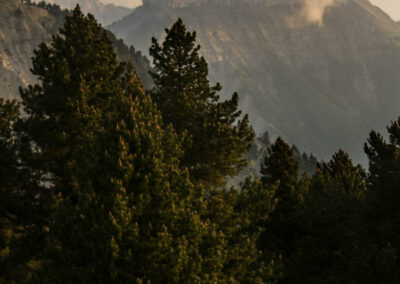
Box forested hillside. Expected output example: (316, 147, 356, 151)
(35, 0, 135, 25)
(1, 8, 400, 282)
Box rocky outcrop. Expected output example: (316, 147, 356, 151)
(109, 0, 400, 163)
(0, 0, 152, 100)
(0, 0, 56, 100)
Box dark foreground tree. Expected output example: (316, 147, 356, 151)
(0, 98, 44, 282)
(11, 7, 273, 283)
(149, 18, 254, 188)
(287, 150, 366, 283)
(0, 99, 22, 281)
(362, 118, 400, 282)
(260, 137, 300, 217)
(17, 7, 202, 282)
(0, 100, 20, 248)
(257, 137, 303, 279)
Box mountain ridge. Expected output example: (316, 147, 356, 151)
(143, 0, 298, 7)
(37, 0, 135, 25)
(0, 0, 152, 100)
(109, 0, 400, 163)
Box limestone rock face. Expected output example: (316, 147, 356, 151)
(109, 0, 400, 163)
(0, 0, 56, 100)
(44, 0, 135, 25)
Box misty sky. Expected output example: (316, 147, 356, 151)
(370, 0, 400, 20)
(100, 0, 141, 8)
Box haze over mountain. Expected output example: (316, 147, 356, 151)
(109, 0, 400, 163)
(38, 0, 134, 25)
(100, 0, 141, 9)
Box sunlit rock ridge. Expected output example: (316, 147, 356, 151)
(109, 0, 400, 163)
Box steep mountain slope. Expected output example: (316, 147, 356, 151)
(109, 0, 400, 163)
(0, 0, 56, 100)
(0, 0, 152, 100)
(39, 0, 135, 25)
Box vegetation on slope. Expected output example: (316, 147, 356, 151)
(1, 6, 400, 284)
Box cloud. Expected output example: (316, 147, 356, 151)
(99, 0, 142, 9)
(290, 0, 345, 26)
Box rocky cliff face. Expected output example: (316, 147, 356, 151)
(43, 0, 134, 25)
(0, 0, 56, 100)
(109, 0, 400, 163)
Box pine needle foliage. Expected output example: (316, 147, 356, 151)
(149, 18, 254, 188)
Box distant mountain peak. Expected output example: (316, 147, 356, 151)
(142, 0, 300, 8)
(39, 0, 134, 25)
(110, 0, 400, 164)
(141, 0, 347, 25)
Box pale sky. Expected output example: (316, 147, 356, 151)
(369, 0, 400, 20)
(100, 0, 142, 8)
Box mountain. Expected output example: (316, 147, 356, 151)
(109, 0, 400, 163)
(38, 0, 135, 25)
(0, 0, 152, 100)
(0, 0, 57, 100)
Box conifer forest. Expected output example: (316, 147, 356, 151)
(1, 3, 400, 283)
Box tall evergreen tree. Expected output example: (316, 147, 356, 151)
(16, 7, 189, 282)
(260, 137, 300, 216)
(287, 150, 366, 283)
(362, 118, 400, 282)
(149, 18, 254, 188)
(0, 99, 21, 281)
(14, 7, 269, 282)
(203, 179, 280, 283)
(0, 99, 44, 282)
(0, 99, 20, 232)
(258, 137, 302, 280)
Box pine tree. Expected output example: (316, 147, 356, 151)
(257, 137, 302, 280)
(237, 178, 282, 282)
(15, 7, 266, 282)
(287, 150, 366, 283)
(0, 100, 20, 228)
(260, 137, 300, 215)
(17, 7, 188, 282)
(0, 99, 21, 281)
(0, 99, 44, 282)
(149, 18, 254, 188)
(202, 179, 280, 283)
(362, 118, 400, 282)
